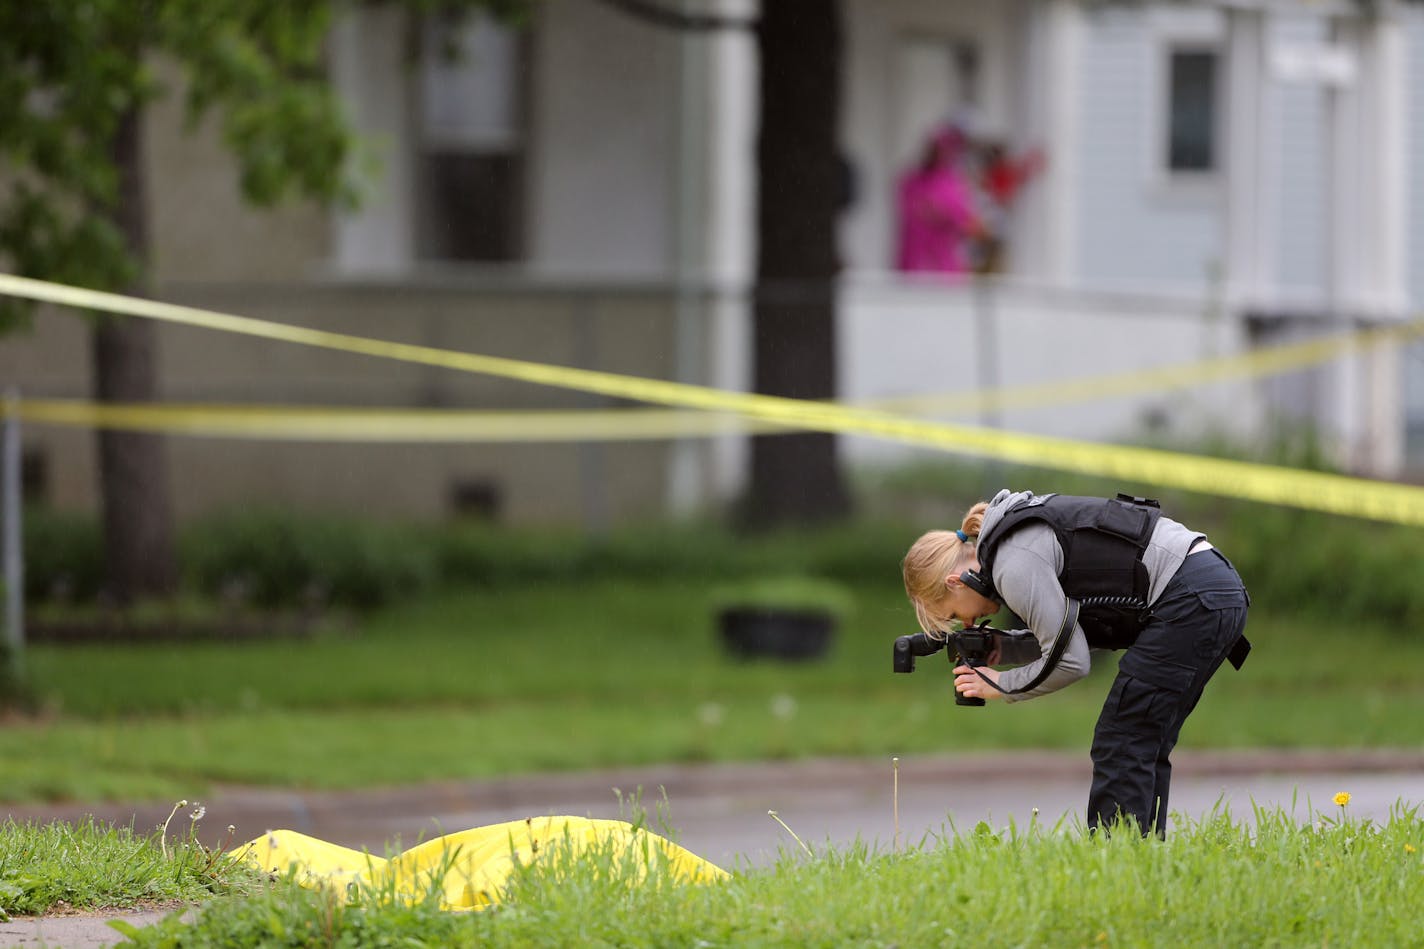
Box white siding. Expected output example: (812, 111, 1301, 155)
(838, 278, 1257, 470)
(1407, 9, 1424, 308)
(1073, 7, 1223, 293)
(1269, 15, 1330, 300)
(528, 1, 681, 277)
(1405, 7, 1424, 463)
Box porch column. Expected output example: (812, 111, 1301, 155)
(1011, 0, 1081, 284)
(1328, 7, 1408, 476)
(705, 0, 758, 502)
(1222, 8, 1269, 309)
(329, 7, 417, 274)
(1330, 10, 1408, 318)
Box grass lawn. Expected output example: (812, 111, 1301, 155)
(5, 577, 1424, 941)
(4, 579, 1424, 803)
(0, 814, 261, 920)
(15, 802, 1423, 946)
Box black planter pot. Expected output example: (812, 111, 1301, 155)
(717, 607, 837, 661)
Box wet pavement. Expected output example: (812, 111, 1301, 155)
(5, 748, 1424, 947)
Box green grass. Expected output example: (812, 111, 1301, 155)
(0, 814, 261, 920)
(108, 803, 1424, 947)
(5, 579, 1424, 804)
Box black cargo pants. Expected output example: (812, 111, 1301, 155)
(1087, 548, 1249, 837)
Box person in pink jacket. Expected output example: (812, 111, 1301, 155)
(895, 124, 981, 275)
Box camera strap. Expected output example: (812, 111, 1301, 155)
(970, 597, 1081, 698)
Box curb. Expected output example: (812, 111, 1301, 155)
(7, 748, 1423, 836)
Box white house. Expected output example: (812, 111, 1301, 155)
(4, 0, 1420, 526)
(327, 0, 1418, 483)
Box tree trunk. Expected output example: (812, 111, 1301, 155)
(91, 106, 177, 603)
(743, 0, 852, 528)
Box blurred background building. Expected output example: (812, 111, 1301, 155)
(4, 0, 1422, 528)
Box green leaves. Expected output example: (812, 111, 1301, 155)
(105, 918, 143, 939)
(0, 5, 151, 306)
(0, 878, 23, 920)
(0, 0, 527, 302)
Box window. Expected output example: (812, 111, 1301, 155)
(415, 13, 526, 262)
(1166, 48, 1218, 173)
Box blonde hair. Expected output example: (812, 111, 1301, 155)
(902, 501, 989, 635)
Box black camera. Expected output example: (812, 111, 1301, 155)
(892, 628, 996, 707)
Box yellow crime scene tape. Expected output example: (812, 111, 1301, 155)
(4, 271, 1424, 527)
(13, 399, 756, 442)
(13, 314, 1424, 441)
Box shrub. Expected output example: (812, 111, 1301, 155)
(180, 509, 440, 609)
(17, 446, 1423, 629)
(709, 574, 856, 620)
(21, 506, 104, 603)
(432, 521, 588, 587)
(1213, 503, 1424, 630)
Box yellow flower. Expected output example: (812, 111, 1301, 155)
(1333, 791, 1352, 807)
(1406, 844, 1417, 854)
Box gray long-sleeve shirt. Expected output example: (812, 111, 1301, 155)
(979, 489, 1204, 702)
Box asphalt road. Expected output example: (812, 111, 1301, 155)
(5, 748, 1424, 948)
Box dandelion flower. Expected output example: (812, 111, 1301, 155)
(1333, 791, 1351, 807)
(1406, 844, 1416, 854)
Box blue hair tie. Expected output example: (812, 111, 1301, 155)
(955, 529, 969, 542)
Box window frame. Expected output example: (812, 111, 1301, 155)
(1147, 20, 1226, 202)
(1163, 45, 1220, 176)
(412, 11, 532, 265)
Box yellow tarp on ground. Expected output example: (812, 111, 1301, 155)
(236, 816, 729, 910)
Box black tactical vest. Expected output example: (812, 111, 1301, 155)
(974, 493, 1162, 649)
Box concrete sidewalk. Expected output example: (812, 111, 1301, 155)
(5, 748, 1424, 947)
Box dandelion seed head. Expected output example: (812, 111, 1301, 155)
(698, 702, 725, 727)
(190, 804, 206, 821)
(770, 693, 797, 720)
(1333, 791, 1351, 807)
